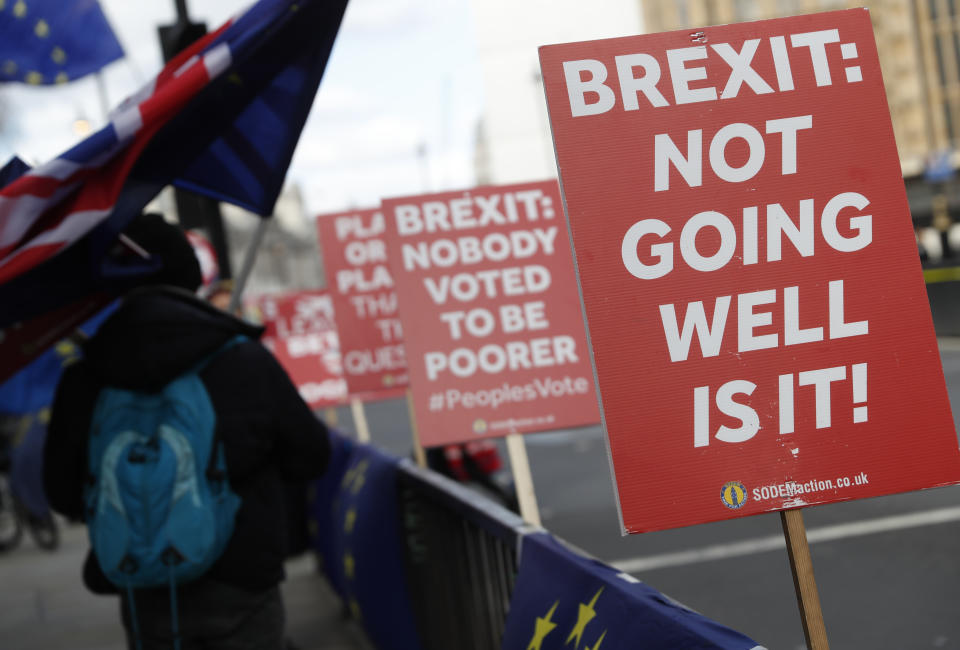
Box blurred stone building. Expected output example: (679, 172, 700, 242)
(634, 0, 960, 262)
(641, 1, 951, 177)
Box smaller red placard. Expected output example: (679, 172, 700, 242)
(249, 291, 347, 409)
(382, 180, 600, 446)
(316, 208, 409, 397)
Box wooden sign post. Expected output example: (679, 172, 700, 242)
(323, 406, 339, 428)
(505, 433, 542, 527)
(781, 509, 829, 649)
(350, 397, 372, 443)
(405, 389, 428, 468)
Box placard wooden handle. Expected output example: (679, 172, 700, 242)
(781, 508, 830, 649)
(405, 389, 427, 468)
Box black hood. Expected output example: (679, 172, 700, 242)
(84, 286, 264, 391)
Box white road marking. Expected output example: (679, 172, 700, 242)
(613, 506, 960, 573)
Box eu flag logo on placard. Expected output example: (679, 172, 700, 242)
(0, 0, 123, 85)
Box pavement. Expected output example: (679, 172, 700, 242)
(0, 521, 372, 650)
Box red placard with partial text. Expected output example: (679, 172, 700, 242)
(316, 208, 409, 398)
(539, 9, 960, 533)
(383, 181, 600, 446)
(250, 291, 347, 409)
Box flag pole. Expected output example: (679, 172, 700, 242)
(781, 508, 830, 649)
(228, 218, 270, 314)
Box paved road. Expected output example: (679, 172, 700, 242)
(340, 343, 960, 650)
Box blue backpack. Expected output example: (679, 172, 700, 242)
(84, 338, 242, 593)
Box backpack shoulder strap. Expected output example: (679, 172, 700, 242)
(186, 334, 247, 482)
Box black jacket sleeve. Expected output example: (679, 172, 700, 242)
(256, 344, 332, 480)
(206, 340, 331, 482)
(44, 361, 101, 519)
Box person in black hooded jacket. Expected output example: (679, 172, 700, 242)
(44, 215, 330, 649)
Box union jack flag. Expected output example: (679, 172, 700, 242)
(0, 0, 347, 382)
(0, 0, 347, 290)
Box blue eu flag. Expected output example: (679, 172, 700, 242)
(328, 439, 423, 650)
(502, 532, 767, 650)
(0, 0, 123, 85)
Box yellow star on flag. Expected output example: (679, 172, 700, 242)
(344, 507, 357, 533)
(348, 598, 361, 621)
(34, 18, 47, 37)
(349, 460, 369, 494)
(343, 552, 355, 579)
(351, 473, 366, 494)
(527, 600, 559, 650)
(566, 587, 604, 648)
(586, 630, 607, 650)
(13, 0, 25, 18)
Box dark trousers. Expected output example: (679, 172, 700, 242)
(120, 580, 285, 650)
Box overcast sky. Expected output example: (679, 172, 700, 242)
(0, 0, 484, 216)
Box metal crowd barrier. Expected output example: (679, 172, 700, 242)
(396, 459, 535, 650)
(315, 437, 762, 649)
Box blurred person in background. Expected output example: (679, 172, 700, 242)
(44, 213, 331, 649)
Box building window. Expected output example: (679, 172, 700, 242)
(930, 0, 940, 19)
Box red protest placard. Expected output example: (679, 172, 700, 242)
(382, 180, 600, 446)
(540, 9, 960, 533)
(316, 208, 409, 397)
(250, 291, 347, 409)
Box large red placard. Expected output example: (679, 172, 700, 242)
(382, 181, 600, 446)
(316, 208, 409, 397)
(539, 9, 960, 533)
(250, 291, 347, 409)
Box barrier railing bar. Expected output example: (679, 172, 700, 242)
(397, 458, 531, 541)
(397, 458, 535, 650)
(478, 529, 498, 642)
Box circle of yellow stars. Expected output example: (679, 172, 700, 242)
(1, 0, 72, 85)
